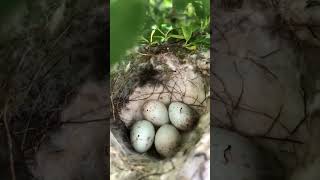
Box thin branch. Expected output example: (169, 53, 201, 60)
(254, 135, 304, 144)
(290, 81, 308, 135)
(1, 103, 16, 180)
(232, 61, 244, 111)
(61, 117, 108, 125)
(264, 104, 283, 135)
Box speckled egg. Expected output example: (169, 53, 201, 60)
(142, 100, 169, 126)
(168, 102, 195, 131)
(130, 120, 155, 153)
(155, 124, 181, 157)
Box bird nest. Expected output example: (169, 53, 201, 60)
(110, 50, 210, 180)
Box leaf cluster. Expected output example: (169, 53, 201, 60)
(110, 0, 210, 65)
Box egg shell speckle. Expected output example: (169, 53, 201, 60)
(155, 124, 181, 157)
(130, 120, 155, 153)
(168, 102, 195, 131)
(142, 100, 169, 126)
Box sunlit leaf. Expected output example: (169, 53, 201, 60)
(181, 24, 194, 43)
(184, 44, 197, 51)
(193, 0, 210, 18)
(139, 36, 149, 43)
(168, 34, 185, 39)
(150, 29, 156, 43)
(151, 25, 158, 30)
(185, 3, 196, 17)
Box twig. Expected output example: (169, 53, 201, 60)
(232, 61, 244, 111)
(264, 104, 283, 135)
(61, 117, 108, 125)
(307, 24, 320, 42)
(1, 103, 16, 180)
(255, 135, 304, 144)
(245, 56, 279, 80)
(290, 81, 308, 135)
(64, 104, 108, 122)
(260, 49, 281, 59)
(212, 23, 231, 53)
(223, 145, 232, 164)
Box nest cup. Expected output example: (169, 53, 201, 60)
(110, 52, 210, 179)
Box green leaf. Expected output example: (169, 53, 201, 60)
(181, 24, 194, 43)
(173, 0, 192, 11)
(150, 29, 157, 43)
(139, 36, 149, 43)
(168, 34, 185, 39)
(110, 0, 146, 66)
(184, 44, 197, 51)
(193, 0, 210, 18)
(185, 2, 196, 17)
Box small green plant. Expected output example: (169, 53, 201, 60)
(110, 0, 210, 66)
(139, 24, 173, 45)
(141, 0, 210, 50)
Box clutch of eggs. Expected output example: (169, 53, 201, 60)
(130, 100, 196, 157)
